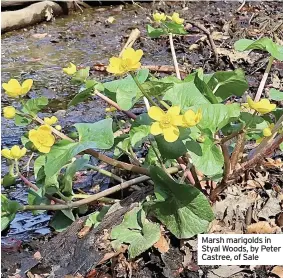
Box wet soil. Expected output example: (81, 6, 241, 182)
(1, 1, 283, 277)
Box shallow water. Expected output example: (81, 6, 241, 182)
(1, 2, 172, 241)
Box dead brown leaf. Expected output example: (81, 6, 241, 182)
(154, 234, 170, 253)
(247, 221, 277, 234)
(217, 47, 253, 63)
(263, 158, 283, 169)
(33, 251, 42, 260)
(271, 266, 283, 278)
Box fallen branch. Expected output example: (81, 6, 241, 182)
(22, 165, 180, 211)
(185, 21, 219, 64)
(92, 64, 187, 75)
(1, 1, 64, 33)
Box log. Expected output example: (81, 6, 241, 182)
(1, 1, 64, 33)
(1, 1, 38, 8)
(28, 187, 153, 276)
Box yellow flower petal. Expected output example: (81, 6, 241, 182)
(21, 79, 33, 95)
(167, 106, 180, 116)
(37, 145, 51, 154)
(263, 127, 272, 137)
(20, 147, 27, 157)
(63, 63, 77, 75)
(150, 122, 163, 135)
(1, 149, 13, 159)
(38, 125, 52, 132)
(10, 145, 22, 159)
(163, 126, 180, 142)
(172, 115, 185, 126)
(44, 134, 55, 147)
(148, 106, 165, 121)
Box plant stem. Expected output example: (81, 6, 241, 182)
(21, 166, 181, 211)
(254, 56, 274, 102)
(86, 164, 123, 183)
(230, 132, 245, 170)
(148, 138, 166, 172)
(169, 33, 181, 80)
(130, 72, 158, 106)
(220, 143, 231, 184)
(56, 191, 71, 203)
(220, 129, 244, 144)
(155, 96, 170, 110)
(18, 173, 66, 204)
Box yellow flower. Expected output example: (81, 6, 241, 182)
(153, 12, 166, 23)
(168, 12, 184, 24)
(1, 145, 26, 160)
(105, 106, 117, 112)
(2, 79, 33, 98)
(29, 125, 55, 153)
(44, 116, 58, 125)
(63, 62, 77, 75)
(55, 125, 62, 131)
(256, 123, 275, 144)
(3, 106, 16, 119)
(148, 106, 183, 142)
(182, 109, 202, 127)
(107, 16, 115, 23)
(247, 97, 276, 114)
(106, 47, 143, 76)
(263, 123, 274, 137)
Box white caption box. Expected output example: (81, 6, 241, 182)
(198, 234, 283, 265)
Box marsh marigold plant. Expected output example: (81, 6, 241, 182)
(107, 47, 143, 75)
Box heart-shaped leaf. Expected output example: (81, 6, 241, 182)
(149, 167, 214, 238)
(234, 38, 283, 61)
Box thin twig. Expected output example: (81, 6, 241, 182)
(186, 21, 219, 64)
(86, 164, 123, 183)
(254, 56, 274, 102)
(169, 33, 181, 79)
(211, 133, 283, 200)
(21, 166, 181, 211)
(237, 0, 246, 12)
(95, 91, 137, 120)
